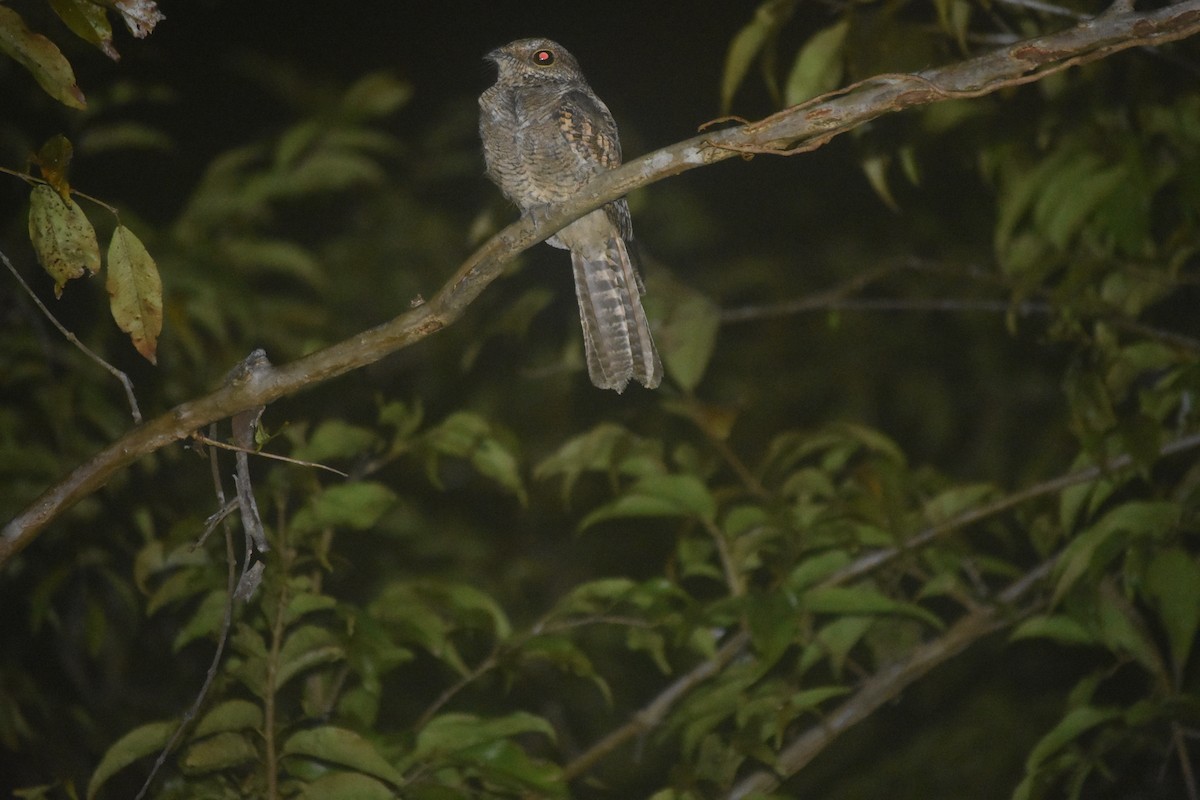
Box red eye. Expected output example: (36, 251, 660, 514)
(533, 49, 555, 66)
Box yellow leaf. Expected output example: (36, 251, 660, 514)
(48, 0, 119, 61)
(0, 6, 86, 109)
(32, 134, 74, 199)
(107, 225, 163, 364)
(27, 184, 100, 296)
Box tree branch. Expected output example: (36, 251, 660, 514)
(726, 560, 1054, 799)
(4, 0, 1199, 564)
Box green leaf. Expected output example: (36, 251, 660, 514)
(922, 482, 998, 524)
(0, 6, 86, 108)
(341, 72, 412, 119)
(934, 0, 972, 48)
(1094, 584, 1162, 676)
(551, 577, 638, 616)
(802, 585, 944, 630)
(87, 720, 174, 799)
(220, 237, 327, 288)
(79, 121, 173, 153)
(285, 590, 338, 625)
(746, 591, 799, 674)
(721, 0, 797, 111)
(1143, 548, 1200, 675)
(193, 699, 263, 738)
(293, 482, 397, 533)
(535, 423, 664, 504)
(580, 474, 716, 529)
(627, 625, 671, 674)
(1010, 614, 1095, 647)
(411, 712, 555, 762)
(182, 731, 258, 774)
(787, 550, 852, 591)
(368, 584, 451, 655)
(1058, 455, 1123, 533)
(1035, 159, 1126, 250)
(783, 20, 849, 106)
(27, 184, 100, 296)
(658, 284, 720, 393)
(459, 738, 566, 797)
(423, 412, 526, 503)
(48, 0, 117, 59)
(429, 582, 512, 639)
(272, 149, 385, 196)
(293, 420, 378, 463)
(277, 624, 345, 689)
(282, 726, 404, 787)
(798, 616, 873, 677)
(1053, 501, 1179, 605)
(173, 589, 228, 651)
(787, 685, 851, 713)
(107, 224, 163, 364)
(860, 153, 898, 212)
(1021, 706, 1121, 778)
(381, 398, 429, 443)
(299, 772, 395, 800)
(677, 673, 754, 757)
(518, 635, 611, 705)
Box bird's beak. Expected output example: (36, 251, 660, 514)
(485, 46, 511, 66)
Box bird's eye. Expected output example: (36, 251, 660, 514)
(532, 49, 555, 66)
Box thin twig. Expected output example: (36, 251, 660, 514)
(413, 649, 502, 732)
(1173, 721, 1199, 800)
(134, 426, 241, 800)
(264, 525, 291, 800)
(703, 518, 747, 598)
(820, 430, 1200, 589)
(562, 630, 751, 781)
(2, 247, 142, 423)
(994, 0, 1086, 19)
(190, 432, 349, 477)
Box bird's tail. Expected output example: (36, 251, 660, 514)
(570, 237, 663, 393)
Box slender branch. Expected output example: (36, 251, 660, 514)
(134, 430, 241, 799)
(561, 630, 751, 781)
(2, 247, 143, 422)
(412, 649, 501, 732)
(4, 0, 1200, 565)
(264, 535, 291, 800)
(704, 518, 747, 598)
(189, 432, 349, 478)
(1173, 720, 1198, 800)
(820, 430, 1200, 589)
(726, 560, 1054, 800)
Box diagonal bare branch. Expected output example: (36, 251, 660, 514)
(726, 560, 1055, 800)
(4, 0, 1200, 564)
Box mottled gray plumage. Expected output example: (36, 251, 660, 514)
(479, 37, 662, 393)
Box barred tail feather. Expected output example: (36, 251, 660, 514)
(610, 237, 663, 390)
(570, 239, 662, 393)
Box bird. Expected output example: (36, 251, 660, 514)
(479, 37, 663, 393)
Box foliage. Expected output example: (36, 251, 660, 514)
(2, 1, 1200, 799)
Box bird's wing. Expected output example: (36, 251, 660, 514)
(557, 89, 632, 238)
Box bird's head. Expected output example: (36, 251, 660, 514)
(486, 38, 584, 85)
